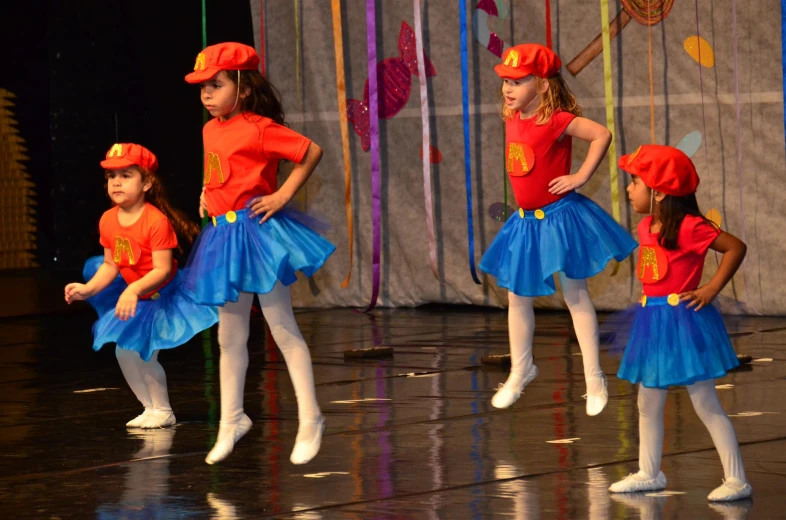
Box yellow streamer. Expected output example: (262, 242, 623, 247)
(600, 0, 622, 277)
(331, 0, 354, 287)
(600, 0, 621, 224)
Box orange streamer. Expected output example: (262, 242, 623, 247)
(331, 0, 354, 288)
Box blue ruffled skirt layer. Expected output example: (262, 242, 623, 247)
(479, 192, 637, 296)
(184, 208, 335, 306)
(615, 295, 740, 389)
(83, 256, 219, 362)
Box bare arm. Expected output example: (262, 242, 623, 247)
(549, 117, 612, 195)
(248, 142, 324, 223)
(64, 248, 119, 303)
(114, 249, 173, 320)
(679, 231, 747, 311)
(126, 249, 173, 297)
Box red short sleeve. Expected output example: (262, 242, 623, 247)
(549, 111, 577, 141)
(99, 211, 112, 249)
(261, 122, 311, 163)
(681, 216, 721, 255)
(148, 215, 178, 251)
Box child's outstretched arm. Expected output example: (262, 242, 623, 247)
(548, 117, 612, 195)
(680, 231, 747, 311)
(249, 142, 324, 224)
(65, 248, 119, 304)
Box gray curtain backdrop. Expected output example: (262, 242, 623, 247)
(249, 0, 786, 314)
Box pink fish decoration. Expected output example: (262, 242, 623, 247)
(347, 21, 436, 151)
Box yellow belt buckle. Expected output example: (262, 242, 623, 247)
(226, 210, 237, 224)
(534, 209, 545, 220)
(150, 292, 161, 301)
(667, 294, 680, 307)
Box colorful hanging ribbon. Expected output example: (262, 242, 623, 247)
(545, 0, 553, 50)
(647, 34, 654, 143)
(364, 0, 382, 311)
(600, 0, 622, 276)
(782, 0, 786, 148)
(294, 0, 308, 209)
(731, 0, 750, 302)
(599, 0, 621, 224)
(331, 0, 355, 288)
(259, 0, 266, 75)
(294, 0, 303, 120)
(694, 1, 712, 210)
(459, 0, 482, 284)
(414, 0, 439, 280)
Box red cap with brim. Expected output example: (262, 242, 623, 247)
(494, 43, 562, 79)
(185, 42, 260, 83)
(100, 143, 158, 173)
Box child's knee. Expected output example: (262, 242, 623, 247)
(270, 323, 305, 352)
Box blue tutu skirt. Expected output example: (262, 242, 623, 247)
(184, 207, 336, 306)
(616, 295, 740, 388)
(82, 257, 219, 362)
(479, 192, 637, 296)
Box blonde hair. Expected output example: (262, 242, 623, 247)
(501, 73, 582, 124)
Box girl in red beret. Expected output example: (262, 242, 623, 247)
(184, 43, 335, 465)
(609, 144, 751, 502)
(480, 44, 637, 415)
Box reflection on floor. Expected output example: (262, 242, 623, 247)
(1, 307, 783, 518)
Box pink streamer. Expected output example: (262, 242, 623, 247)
(414, 0, 439, 280)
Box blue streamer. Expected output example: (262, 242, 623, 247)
(460, 0, 482, 284)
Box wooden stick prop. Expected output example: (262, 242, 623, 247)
(567, 0, 673, 76)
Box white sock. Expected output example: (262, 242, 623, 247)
(687, 380, 747, 482)
(637, 385, 667, 477)
(137, 350, 172, 413)
(259, 283, 321, 422)
(116, 347, 153, 410)
(507, 292, 535, 383)
(217, 293, 253, 424)
(559, 273, 604, 393)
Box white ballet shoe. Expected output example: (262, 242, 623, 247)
(491, 365, 538, 409)
(290, 416, 325, 465)
(584, 375, 609, 416)
(707, 477, 752, 502)
(141, 409, 176, 429)
(126, 409, 152, 428)
(609, 470, 667, 493)
(205, 414, 252, 465)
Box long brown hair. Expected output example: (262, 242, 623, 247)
(657, 193, 718, 250)
(223, 69, 286, 125)
(107, 167, 201, 252)
(501, 73, 582, 124)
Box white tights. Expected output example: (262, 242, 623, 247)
(507, 273, 604, 391)
(116, 348, 172, 412)
(637, 380, 746, 480)
(216, 283, 320, 424)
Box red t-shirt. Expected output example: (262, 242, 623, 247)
(505, 110, 576, 210)
(202, 112, 312, 216)
(636, 215, 721, 296)
(99, 203, 178, 297)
